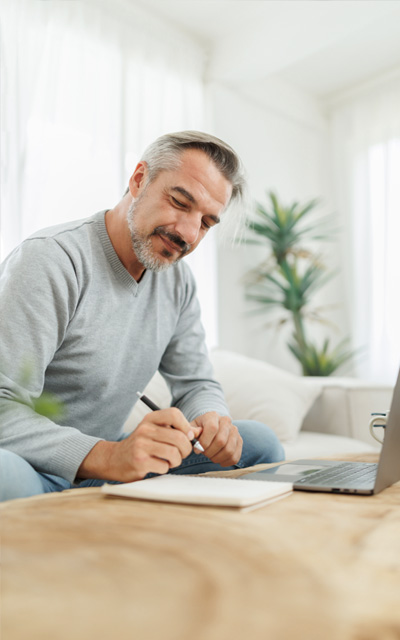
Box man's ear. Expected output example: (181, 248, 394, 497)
(128, 161, 149, 197)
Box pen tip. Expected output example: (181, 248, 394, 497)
(136, 391, 143, 398)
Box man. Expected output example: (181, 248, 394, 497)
(0, 131, 284, 501)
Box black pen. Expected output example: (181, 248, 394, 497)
(136, 391, 204, 452)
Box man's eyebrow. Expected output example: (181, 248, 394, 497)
(171, 186, 196, 203)
(170, 186, 221, 225)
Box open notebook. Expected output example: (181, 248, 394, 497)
(101, 474, 293, 513)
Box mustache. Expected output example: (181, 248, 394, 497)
(152, 227, 190, 255)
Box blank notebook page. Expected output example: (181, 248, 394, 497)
(101, 474, 292, 508)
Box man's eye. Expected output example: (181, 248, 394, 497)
(171, 197, 186, 208)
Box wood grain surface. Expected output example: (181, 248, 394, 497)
(2, 454, 400, 640)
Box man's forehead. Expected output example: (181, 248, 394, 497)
(161, 152, 232, 206)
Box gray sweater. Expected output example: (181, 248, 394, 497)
(0, 211, 228, 482)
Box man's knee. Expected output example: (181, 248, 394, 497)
(234, 420, 285, 466)
(0, 449, 46, 502)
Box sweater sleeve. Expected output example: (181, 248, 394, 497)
(158, 264, 230, 422)
(0, 239, 102, 483)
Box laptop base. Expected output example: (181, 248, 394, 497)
(241, 459, 377, 495)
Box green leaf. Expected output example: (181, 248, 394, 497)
(32, 393, 65, 420)
(288, 335, 355, 376)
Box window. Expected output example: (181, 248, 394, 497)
(0, 0, 218, 346)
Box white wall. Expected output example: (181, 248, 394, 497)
(209, 79, 349, 374)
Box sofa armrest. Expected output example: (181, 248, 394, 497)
(302, 377, 393, 447)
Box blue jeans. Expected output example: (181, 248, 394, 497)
(0, 420, 285, 502)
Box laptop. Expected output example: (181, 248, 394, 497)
(241, 368, 400, 495)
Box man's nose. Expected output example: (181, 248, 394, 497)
(175, 215, 201, 246)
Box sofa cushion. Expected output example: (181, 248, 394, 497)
(301, 377, 393, 446)
(209, 349, 322, 442)
(283, 431, 378, 461)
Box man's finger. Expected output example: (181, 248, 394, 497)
(147, 441, 184, 469)
(143, 407, 194, 440)
(202, 417, 232, 458)
(211, 434, 243, 466)
(194, 412, 220, 450)
(135, 421, 193, 459)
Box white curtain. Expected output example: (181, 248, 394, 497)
(0, 0, 218, 345)
(331, 75, 400, 383)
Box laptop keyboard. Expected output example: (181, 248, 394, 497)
(295, 462, 378, 488)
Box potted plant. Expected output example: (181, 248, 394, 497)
(245, 191, 354, 376)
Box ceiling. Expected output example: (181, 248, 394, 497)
(134, 0, 400, 103)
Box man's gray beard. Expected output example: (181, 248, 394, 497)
(127, 199, 185, 273)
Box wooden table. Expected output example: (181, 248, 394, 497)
(2, 454, 400, 640)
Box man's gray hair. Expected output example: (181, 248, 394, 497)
(136, 131, 250, 241)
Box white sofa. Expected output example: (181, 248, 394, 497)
(124, 349, 392, 460)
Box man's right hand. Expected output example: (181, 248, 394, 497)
(77, 408, 201, 483)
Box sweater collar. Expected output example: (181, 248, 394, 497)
(94, 210, 152, 296)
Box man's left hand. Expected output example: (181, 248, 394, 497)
(190, 412, 243, 466)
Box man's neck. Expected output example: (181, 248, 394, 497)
(104, 200, 145, 282)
